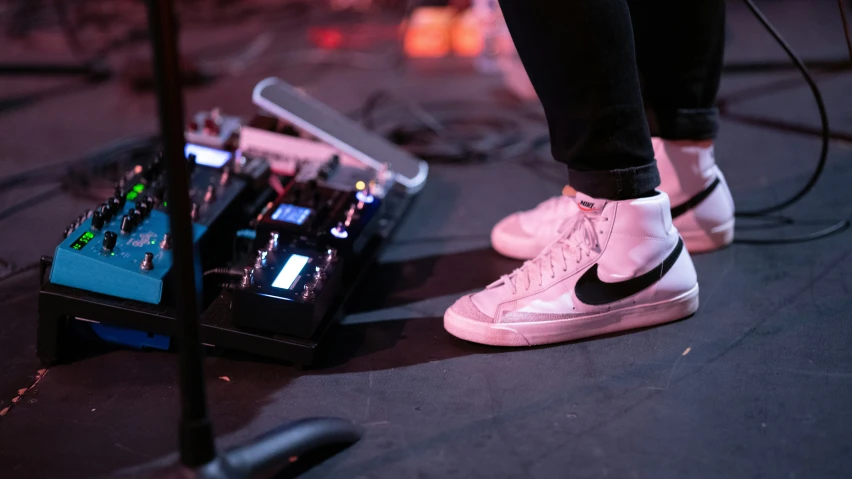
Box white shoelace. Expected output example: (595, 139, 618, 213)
(500, 212, 606, 294)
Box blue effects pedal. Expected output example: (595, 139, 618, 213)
(50, 201, 206, 304)
(49, 149, 254, 305)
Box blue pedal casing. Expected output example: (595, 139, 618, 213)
(89, 324, 171, 350)
(50, 204, 206, 304)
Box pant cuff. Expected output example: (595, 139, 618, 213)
(568, 163, 661, 201)
(654, 107, 719, 141)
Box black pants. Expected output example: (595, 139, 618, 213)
(498, 0, 726, 200)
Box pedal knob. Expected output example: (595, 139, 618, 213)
(140, 252, 154, 271)
(91, 211, 105, 230)
(355, 189, 374, 204)
(267, 231, 279, 252)
(314, 265, 327, 280)
(330, 222, 348, 239)
(204, 185, 216, 203)
(116, 190, 127, 208)
(240, 266, 255, 288)
(108, 197, 122, 215)
(325, 248, 338, 263)
(98, 203, 112, 221)
(160, 233, 172, 250)
(103, 231, 117, 250)
(254, 250, 268, 269)
(136, 200, 150, 217)
(301, 283, 315, 301)
(190, 203, 200, 221)
(120, 215, 134, 234)
(130, 209, 143, 225)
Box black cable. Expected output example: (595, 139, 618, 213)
(203, 267, 244, 277)
(839, 0, 852, 60)
(359, 91, 532, 163)
(735, 220, 850, 244)
(0, 185, 62, 222)
(0, 262, 40, 285)
(729, 0, 851, 244)
(0, 135, 159, 224)
(0, 134, 159, 192)
(736, 0, 831, 218)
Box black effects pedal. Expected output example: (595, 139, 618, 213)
(231, 244, 343, 338)
(256, 179, 382, 255)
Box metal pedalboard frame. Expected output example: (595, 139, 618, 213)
(37, 189, 411, 367)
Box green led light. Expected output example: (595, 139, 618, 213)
(132, 184, 145, 193)
(151, 240, 156, 244)
(126, 191, 138, 201)
(163, 201, 168, 207)
(110, 252, 115, 256)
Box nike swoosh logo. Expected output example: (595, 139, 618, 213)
(670, 178, 720, 219)
(574, 238, 684, 306)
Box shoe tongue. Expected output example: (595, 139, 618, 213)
(575, 192, 607, 213)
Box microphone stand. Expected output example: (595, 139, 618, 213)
(145, 0, 361, 476)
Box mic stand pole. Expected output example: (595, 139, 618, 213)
(145, 0, 361, 476)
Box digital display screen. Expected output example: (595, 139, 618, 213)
(185, 143, 232, 168)
(71, 231, 95, 251)
(270, 203, 312, 225)
(271, 254, 310, 290)
(126, 183, 145, 201)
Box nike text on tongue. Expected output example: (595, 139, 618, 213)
(575, 192, 606, 212)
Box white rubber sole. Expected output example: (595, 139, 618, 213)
(444, 285, 699, 347)
(678, 218, 734, 254)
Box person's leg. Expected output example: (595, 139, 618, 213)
(630, 0, 725, 141)
(489, 0, 733, 260)
(631, 0, 735, 252)
(497, 0, 658, 200)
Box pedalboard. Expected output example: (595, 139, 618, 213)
(37, 77, 426, 367)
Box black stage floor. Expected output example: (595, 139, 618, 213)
(2, 1, 852, 478)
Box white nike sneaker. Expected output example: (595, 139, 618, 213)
(653, 138, 735, 253)
(446, 191, 699, 347)
(490, 138, 735, 258)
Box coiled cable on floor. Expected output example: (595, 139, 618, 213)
(731, 0, 851, 244)
(736, 0, 831, 217)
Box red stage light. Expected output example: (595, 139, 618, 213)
(309, 27, 345, 50)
